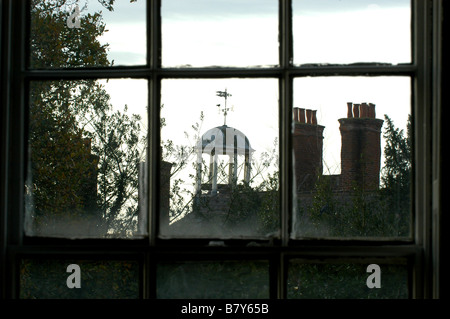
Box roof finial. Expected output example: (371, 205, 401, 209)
(216, 88, 233, 126)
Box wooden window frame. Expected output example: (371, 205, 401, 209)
(0, 0, 443, 299)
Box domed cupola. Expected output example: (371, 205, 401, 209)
(195, 89, 254, 195)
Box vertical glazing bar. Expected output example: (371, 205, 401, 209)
(148, 0, 161, 246)
(0, 0, 7, 299)
(431, 0, 443, 299)
(279, 0, 292, 248)
(8, 0, 26, 247)
(278, 0, 293, 299)
(412, 0, 433, 299)
(4, 0, 26, 299)
(146, 0, 161, 299)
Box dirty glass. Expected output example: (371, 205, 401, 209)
(161, 0, 278, 67)
(157, 260, 269, 299)
(20, 258, 140, 299)
(29, 0, 146, 68)
(293, 0, 411, 65)
(287, 259, 409, 299)
(25, 79, 148, 238)
(159, 79, 279, 239)
(292, 76, 411, 239)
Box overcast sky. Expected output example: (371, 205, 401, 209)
(78, 0, 411, 182)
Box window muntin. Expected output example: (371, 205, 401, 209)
(26, 78, 149, 238)
(291, 76, 412, 239)
(292, 0, 411, 65)
(160, 78, 279, 239)
(29, 0, 146, 69)
(161, 0, 279, 68)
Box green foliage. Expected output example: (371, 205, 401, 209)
(256, 171, 279, 234)
(30, 0, 112, 68)
(379, 114, 411, 236)
(28, 0, 145, 237)
(28, 82, 97, 220)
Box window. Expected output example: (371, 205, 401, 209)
(0, 0, 443, 305)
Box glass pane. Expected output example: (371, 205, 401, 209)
(287, 259, 409, 299)
(293, 0, 411, 65)
(160, 79, 279, 239)
(20, 259, 140, 299)
(26, 79, 148, 238)
(292, 77, 411, 239)
(30, 0, 146, 68)
(161, 0, 278, 67)
(157, 261, 269, 299)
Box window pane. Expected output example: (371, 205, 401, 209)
(30, 0, 146, 68)
(161, 0, 278, 67)
(287, 259, 409, 299)
(26, 79, 148, 238)
(293, 0, 411, 65)
(20, 258, 140, 299)
(160, 79, 279, 239)
(157, 260, 269, 298)
(292, 77, 411, 239)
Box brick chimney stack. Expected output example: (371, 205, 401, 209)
(292, 107, 324, 192)
(339, 102, 384, 192)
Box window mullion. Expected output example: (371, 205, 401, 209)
(279, 0, 293, 247)
(411, 0, 433, 299)
(146, 0, 161, 300)
(278, 0, 293, 299)
(148, 0, 161, 247)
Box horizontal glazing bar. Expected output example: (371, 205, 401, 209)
(289, 64, 416, 76)
(9, 244, 420, 257)
(23, 64, 416, 80)
(24, 67, 152, 79)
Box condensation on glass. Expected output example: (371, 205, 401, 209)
(287, 259, 409, 299)
(291, 76, 411, 239)
(293, 0, 411, 65)
(29, 0, 146, 68)
(159, 79, 279, 239)
(20, 259, 140, 299)
(25, 79, 148, 238)
(161, 0, 279, 67)
(157, 260, 269, 299)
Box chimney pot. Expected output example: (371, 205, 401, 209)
(353, 104, 360, 118)
(293, 107, 299, 122)
(299, 108, 306, 123)
(347, 102, 353, 118)
(312, 110, 317, 125)
(361, 103, 368, 118)
(306, 109, 312, 124)
(369, 103, 376, 118)
(339, 111, 384, 192)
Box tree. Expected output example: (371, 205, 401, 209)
(27, 0, 145, 237)
(28, 0, 279, 238)
(379, 114, 412, 236)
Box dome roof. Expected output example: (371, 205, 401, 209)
(197, 125, 254, 156)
